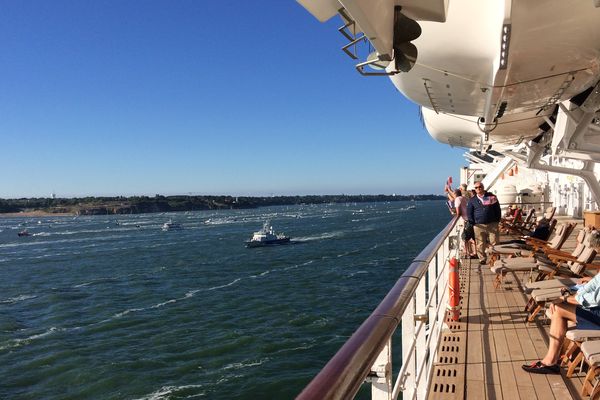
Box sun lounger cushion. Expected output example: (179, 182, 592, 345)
(524, 277, 580, 293)
(496, 257, 538, 266)
(581, 339, 600, 365)
(491, 259, 538, 273)
(566, 328, 600, 341)
(491, 243, 529, 252)
(531, 287, 563, 301)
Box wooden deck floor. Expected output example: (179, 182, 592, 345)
(432, 217, 591, 400)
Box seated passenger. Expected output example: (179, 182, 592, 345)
(522, 232, 600, 374)
(529, 218, 552, 240)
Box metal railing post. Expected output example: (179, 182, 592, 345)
(401, 294, 416, 400)
(427, 256, 440, 388)
(368, 340, 392, 400)
(415, 277, 427, 400)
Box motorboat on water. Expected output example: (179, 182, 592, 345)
(17, 230, 31, 237)
(406, 205, 416, 210)
(161, 220, 183, 231)
(246, 221, 290, 247)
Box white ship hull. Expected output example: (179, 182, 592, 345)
(298, 0, 600, 215)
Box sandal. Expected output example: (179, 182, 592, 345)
(521, 360, 560, 374)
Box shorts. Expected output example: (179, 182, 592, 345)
(461, 221, 475, 241)
(576, 306, 600, 326)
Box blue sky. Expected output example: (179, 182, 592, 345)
(0, 1, 466, 198)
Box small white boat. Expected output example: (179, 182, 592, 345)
(161, 220, 183, 231)
(246, 221, 290, 247)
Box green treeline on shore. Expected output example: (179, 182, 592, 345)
(0, 194, 446, 215)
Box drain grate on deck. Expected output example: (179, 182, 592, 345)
(428, 331, 467, 399)
(436, 332, 466, 364)
(444, 311, 467, 332)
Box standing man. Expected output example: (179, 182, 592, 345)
(467, 181, 502, 264)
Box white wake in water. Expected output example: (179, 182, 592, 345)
(0, 326, 66, 351)
(222, 357, 269, 371)
(0, 294, 37, 304)
(293, 231, 345, 242)
(133, 384, 205, 400)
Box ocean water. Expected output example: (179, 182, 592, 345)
(0, 201, 450, 400)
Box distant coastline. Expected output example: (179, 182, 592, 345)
(0, 194, 445, 217)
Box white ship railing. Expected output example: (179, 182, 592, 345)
(297, 216, 460, 400)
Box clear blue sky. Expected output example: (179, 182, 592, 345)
(0, 1, 466, 198)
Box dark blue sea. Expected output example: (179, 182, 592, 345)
(0, 201, 450, 399)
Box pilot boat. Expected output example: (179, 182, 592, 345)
(246, 221, 290, 247)
(17, 230, 31, 237)
(161, 220, 183, 231)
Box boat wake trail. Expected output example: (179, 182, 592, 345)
(133, 384, 205, 400)
(0, 294, 37, 304)
(222, 357, 269, 371)
(293, 231, 345, 242)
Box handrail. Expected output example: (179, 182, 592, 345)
(296, 216, 459, 400)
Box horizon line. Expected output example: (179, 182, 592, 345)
(1, 193, 445, 200)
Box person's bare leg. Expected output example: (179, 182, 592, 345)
(541, 302, 577, 365)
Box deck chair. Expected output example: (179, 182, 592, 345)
(488, 218, 559, 264)
(544, 206, 557, 220)
(521, 208, 539, 232)
(579, 340, 600, 397)
(503, 208, 536, 235)
(524, 228, 591, 290)
(489, 222, 575, 287)
(500, 207, 523, 231)
(560, 322, 600, 378)
(498, 228, 589, 290)
(525, 247, 599, 322)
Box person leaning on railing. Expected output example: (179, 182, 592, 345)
(467, 181, 502, 265)
(522, 231, 600, 374)
(454, 188, 477, 258)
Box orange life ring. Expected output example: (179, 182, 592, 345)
(448, 257, 460, 321)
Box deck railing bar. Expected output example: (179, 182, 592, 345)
(296, 216, 459, 400)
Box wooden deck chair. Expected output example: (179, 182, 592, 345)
(560, 324, 600, 378)
(488, 218, 560, 265)
(523, 228, 591, 291)
(521, 208, 539, 232)
(496, 228, 590, 295)
(489, 222, 576, 287)
(500, 207, 523, 232)
(525, 247, 599, 322)
(490, 221, 571, 287)
(539, 245, 598, 280)
(544, 206, 557, 220)
(532, 228, 594, 282)
(579, 340, 600, 397)
(505, 208, 537, 235)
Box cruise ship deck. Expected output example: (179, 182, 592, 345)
(433, 217, 591, 400)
